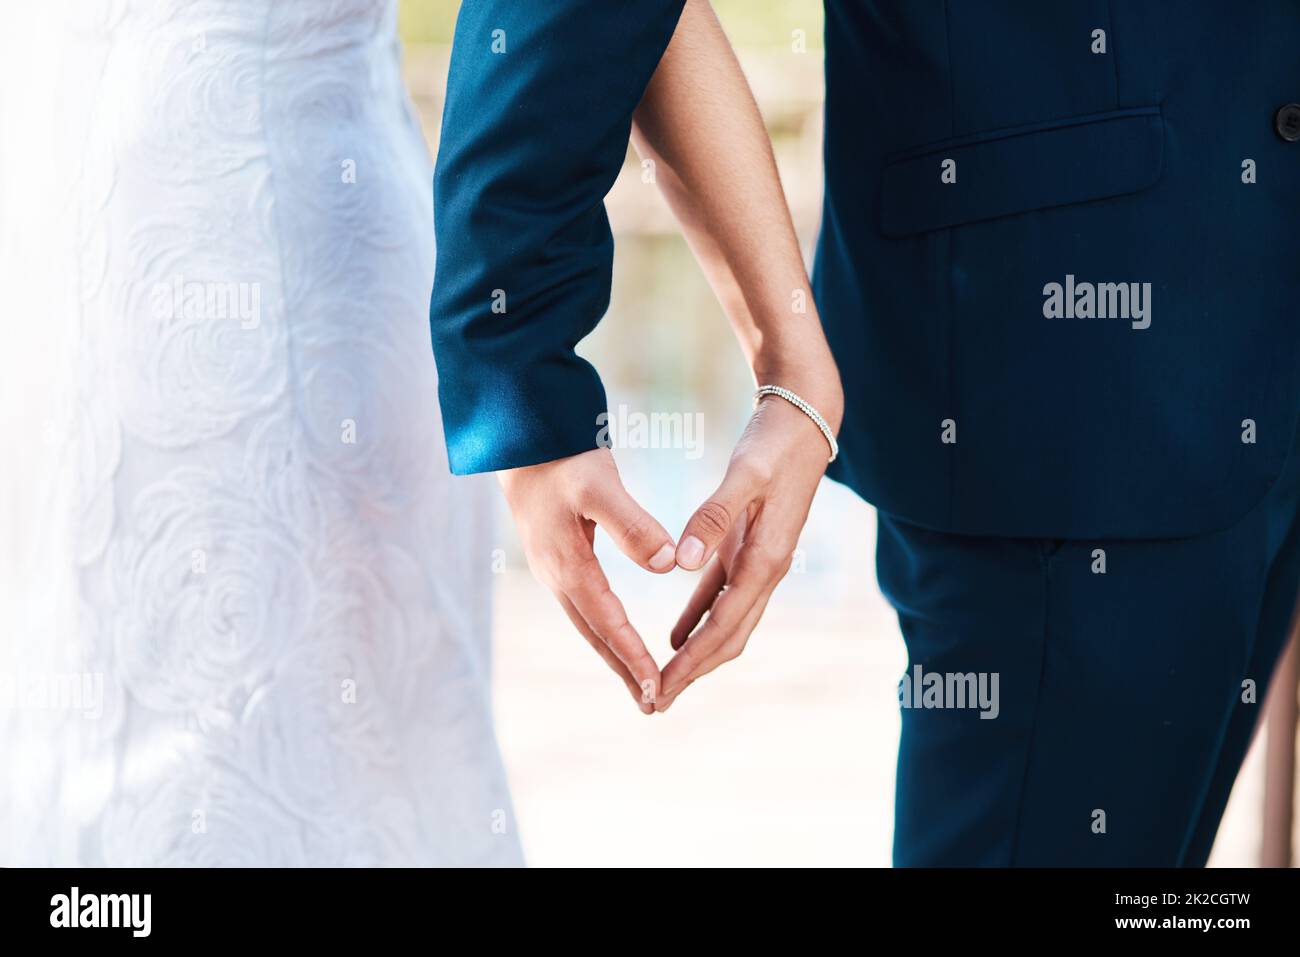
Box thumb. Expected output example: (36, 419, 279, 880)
(582, 479, 678, 574)
(676, 461, 763, 571)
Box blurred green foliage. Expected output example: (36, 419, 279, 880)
(402, 1, 824, 48)
(398, 0, 452, 45)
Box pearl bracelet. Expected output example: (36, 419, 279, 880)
(753, 385, 839, 464)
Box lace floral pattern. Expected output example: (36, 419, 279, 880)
(0, 0, 521, 866)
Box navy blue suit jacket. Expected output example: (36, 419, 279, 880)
(431, 1, 1300, 539)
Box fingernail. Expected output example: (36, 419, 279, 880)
(649, 543, 676, 571)
(677, 535, 705, 569)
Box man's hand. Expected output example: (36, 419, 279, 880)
(498, 448, 677, 714)
(657, 392, 838, 712)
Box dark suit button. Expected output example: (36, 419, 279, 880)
(1277, 103, 1300, 142)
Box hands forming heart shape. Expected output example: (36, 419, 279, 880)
(497, 394, 836, 714)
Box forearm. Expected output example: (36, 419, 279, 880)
(631, 0, 842, 428)
(431, 0, 687, 473)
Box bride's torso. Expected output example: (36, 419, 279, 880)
(80, 0, 432, 280)
(0, 1, 521, 866)
(70, 0, 444, 484)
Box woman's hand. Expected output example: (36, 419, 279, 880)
(657, 364, 843, 712)
(630, 0, 845, 710)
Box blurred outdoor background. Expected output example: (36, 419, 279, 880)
(409, 0, 1277, 866)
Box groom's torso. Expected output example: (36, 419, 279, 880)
(818, 0, 1300, 538)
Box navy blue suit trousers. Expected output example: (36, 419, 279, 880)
(878, 422, 1300, 865)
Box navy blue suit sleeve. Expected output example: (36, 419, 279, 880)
(429, 0, 686, 474)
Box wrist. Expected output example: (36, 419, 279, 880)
(751, 346, 844, 435)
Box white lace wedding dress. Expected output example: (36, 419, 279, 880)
(0, 1, 523, 866)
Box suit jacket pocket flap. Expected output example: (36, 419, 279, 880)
(880, 107, 1165, 238)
